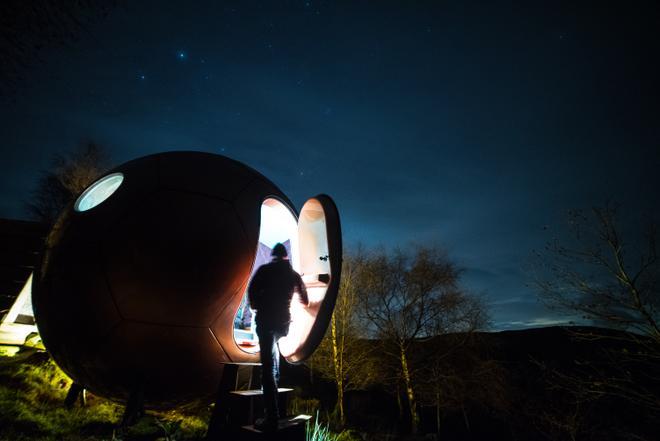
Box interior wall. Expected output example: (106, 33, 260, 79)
(232, 198, 298, 353)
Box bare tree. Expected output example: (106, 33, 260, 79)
(310, 250, 379, 427)
(527, 358, 599, 441)
(533, 203, 660, 415)
(416, 327, 505, 436)
(356, 245, 488, 434)
(26, 141, 110, 224)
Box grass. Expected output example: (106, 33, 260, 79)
(0, 349, 356, 441)
(307, 412, 339, 441)
(288, 394, 321, 417)
(0, 345, 21, 357)
(0, 349, 209, 441)
(306, 411, 363, 441)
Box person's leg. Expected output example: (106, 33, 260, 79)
(256, 326, 279, 426)
(272, 331, 280, 386)
(273, 325, 288, 385)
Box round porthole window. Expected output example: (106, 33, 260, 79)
(74, 173, 124, 212)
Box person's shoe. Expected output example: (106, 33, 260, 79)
(254, 417, 278, 432)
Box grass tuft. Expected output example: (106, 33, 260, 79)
(0, 351, 208, 440)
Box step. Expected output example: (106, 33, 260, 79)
(230, 387, 293, 397)
(220, 361, 261, 366)
(240, 415, 312, 440)
(226, 388, 295, 429)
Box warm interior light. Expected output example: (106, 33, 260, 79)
(233, 198, 298, 353)
(278, 198, 331, 359)
(74, 173, 124, 212)
(232, 197, 331, 360)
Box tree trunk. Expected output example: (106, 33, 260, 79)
(331, 313, 345, 426)
(396, 383, 404, 420)
(462, 404, 470, 432)
(337, 381, 345, 426)
(436, 390, 441, 436)
(400, 347, 419, 434)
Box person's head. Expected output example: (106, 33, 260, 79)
(271, 243, 288, 260)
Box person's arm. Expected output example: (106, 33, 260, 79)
(294, 271, 309, 306)
(247, 268, 264, 310)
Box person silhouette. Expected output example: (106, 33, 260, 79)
(247, 242, 308, 431)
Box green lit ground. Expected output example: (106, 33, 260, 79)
(0, 348, 357, 441)
(0, 348, 209, 441)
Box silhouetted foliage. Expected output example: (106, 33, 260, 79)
(26, 142, 111, 224)
(532, 203, 660, 437)
(355, 245, 489, 434)
(415, 333, 509, 436)
(310, 249, 379, 427)
(536, 204, 659, 340)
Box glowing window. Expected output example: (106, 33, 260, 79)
(74, 173, 124, 212)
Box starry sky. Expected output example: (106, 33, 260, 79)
(1, 0, 659, 330)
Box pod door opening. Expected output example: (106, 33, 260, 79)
(278, 198, 332, 360)
(232, 198, 298, 353)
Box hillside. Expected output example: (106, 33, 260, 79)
(1, 326, 658, 440)
(284, 326, 660, 440)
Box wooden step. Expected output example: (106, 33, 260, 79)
(226, 387, 295, 430)
(230, 387, 293, 397)
(240, 415, 311, 440)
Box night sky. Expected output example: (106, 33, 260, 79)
(1, 1, 659, 330)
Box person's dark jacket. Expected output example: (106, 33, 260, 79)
(247, 258, 308, 328)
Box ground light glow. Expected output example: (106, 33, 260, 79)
(74, 173, 124, 212)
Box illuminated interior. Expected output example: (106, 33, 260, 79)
(278, 198, 331, 359)
(75, 173, 124, 212)
(233, 198, 299, 353)
(232, 197, 332, 359)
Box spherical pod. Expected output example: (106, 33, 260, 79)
(33, 152, 279, 405)
(33, 151, 342, 407)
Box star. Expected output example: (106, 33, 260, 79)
(177, 51, 187, 60)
